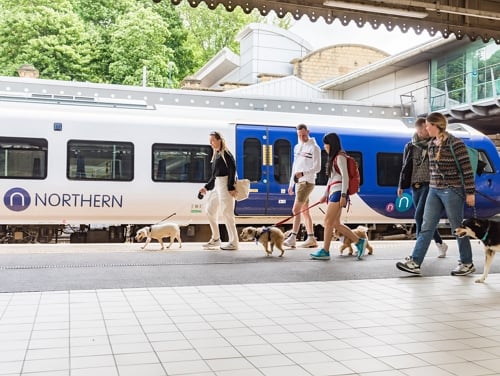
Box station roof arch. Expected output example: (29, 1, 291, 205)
(167, 0, 500, 44)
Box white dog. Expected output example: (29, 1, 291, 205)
(135, 223, 182, 250)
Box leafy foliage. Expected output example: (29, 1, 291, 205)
(0, 0, 94, 80)
(0, 0, 284, 87)
(177, 2, 261, 69)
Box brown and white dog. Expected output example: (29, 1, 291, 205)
(454, 218, 500, 283)
(135, 222, 182, 250)
(333, 225, 373, 256)
(240, 226, 285, 257)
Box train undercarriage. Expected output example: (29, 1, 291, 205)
(0, 222, 456, 244)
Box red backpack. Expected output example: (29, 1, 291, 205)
(333, 151, 360, 196)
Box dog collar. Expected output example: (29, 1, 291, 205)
(481, 223, 490, 242)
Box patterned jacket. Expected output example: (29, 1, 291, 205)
(428, 134, 475, 194)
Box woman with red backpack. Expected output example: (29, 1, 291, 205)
(310, 132, 367, 260)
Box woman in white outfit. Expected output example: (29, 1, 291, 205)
(198, 131, 239, 250)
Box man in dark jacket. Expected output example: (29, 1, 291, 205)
(397, 118, 447, 258)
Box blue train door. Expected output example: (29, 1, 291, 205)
(235, 124, 297, 216)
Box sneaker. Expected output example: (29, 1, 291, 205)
(310, 248, 330, 260)
(202, 238, 220, 249)
(355, 238, 367, 260)
(396, 257, 421, 275)
(436, 242, 448, 258)
(220, 243, 238, 251)
(300, 236, 318, 248)
(283, 236, 296, 248)
(451, 262, 475, 276)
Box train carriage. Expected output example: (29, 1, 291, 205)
(0, 78, 498, 243)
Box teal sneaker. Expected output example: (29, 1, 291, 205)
(355, 238, 366, 260)
(310, 248, 330, 260)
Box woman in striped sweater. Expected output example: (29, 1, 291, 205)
(396, 112, 476, 276)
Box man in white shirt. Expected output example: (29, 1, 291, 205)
(284, 124, 321, 248)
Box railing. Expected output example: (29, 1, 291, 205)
(431, 63, 500, 111)
(400, 62, 500, 117)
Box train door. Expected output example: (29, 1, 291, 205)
(235, 124, 297, 216)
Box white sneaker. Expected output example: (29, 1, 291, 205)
(300, 237, 318, 248)
(203, 238, 220, 249)
(436, 242, 448, 258)
(220, 243, 238, 251)
(283, 236, 296, 248)
(451, 262, 475, 276)
(396, 256, 421, 275)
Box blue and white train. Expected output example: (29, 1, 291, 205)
(0, 79, 498, 243)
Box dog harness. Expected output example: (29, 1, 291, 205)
(254, 227, 271, 244)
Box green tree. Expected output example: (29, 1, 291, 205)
(0, 0, 95, 80)
(177, 2, 261, 69)
(70, 0, 139, 82)
(0, 0, 292, 86)
(107, 5, 175, 86)
(71, 0, 194, 86)
(143, 0, 195, 85)
(71, 0, 132, 26)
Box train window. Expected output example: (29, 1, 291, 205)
(243, 138, 262, 182)
(152, 144, 212, 182)
(316, 150, 363, 187)
(67, 140, 134, 181)
(478, 150, 494, 174)
(273, 139, 291, 184)
(377, 152, 403, 186)
(0, 137, 47, 179)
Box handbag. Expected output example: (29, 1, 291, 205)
(235, 178, 250, 201)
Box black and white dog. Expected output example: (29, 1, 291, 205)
(455, 218, 500, 283)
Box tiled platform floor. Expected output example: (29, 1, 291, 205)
(1, 274, 500, 376)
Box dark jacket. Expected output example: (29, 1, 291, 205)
(398, 142, 413, 190)
(204, 150, 236, 191)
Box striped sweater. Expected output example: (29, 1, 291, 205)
(428, 134, 475, 194)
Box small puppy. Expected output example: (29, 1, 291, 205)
(135, 222, 182, 250)
(240, 226, 285, 257)
(455, 218, 500, 283)
(333, 225, 373, 256)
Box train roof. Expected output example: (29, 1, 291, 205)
(0, 76, 489, 140)
(0, 75, 404, 117)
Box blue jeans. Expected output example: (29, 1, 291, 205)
(411, 187, 472, 266)
(412, 184, 443, 244)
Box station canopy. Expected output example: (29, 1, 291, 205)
(168, 0, 500, 44)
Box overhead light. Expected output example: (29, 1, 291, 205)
(323, 1, 428, 19)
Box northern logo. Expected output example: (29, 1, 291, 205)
(395, 192, 413, 212)
(4, 187, 31, 212)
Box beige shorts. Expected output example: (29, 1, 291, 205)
(296, 181, 315, 203)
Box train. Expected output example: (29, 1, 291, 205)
(0, 78, 498, 243)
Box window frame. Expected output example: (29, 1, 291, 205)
(377, 152, 403, 187)
(0, 137, 48, 180)
(152, 143, 213, 183)
(67, 139, 134, 181)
